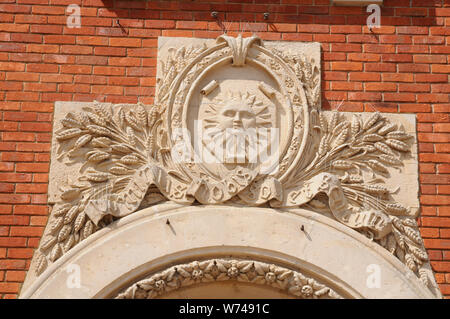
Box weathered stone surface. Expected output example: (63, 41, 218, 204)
(21, 206, 438, 298)
(22, 34, 439, 298)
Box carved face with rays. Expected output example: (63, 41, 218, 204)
(217, 100, 256, 130)
(201, 92, 272, 167)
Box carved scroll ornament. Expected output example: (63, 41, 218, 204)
(36, 34, 434, 295)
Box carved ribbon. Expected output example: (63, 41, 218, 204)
(85, 167, 391, 239)
(84, 164, 194, 225)
(270, 173, 392, 239)
(186, 166, 258, 204)
(237, 176, 283, 204)
(84, 164, 258, 224)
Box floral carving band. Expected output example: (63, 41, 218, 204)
(115, 258, 343, 299)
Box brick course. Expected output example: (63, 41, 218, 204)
(0, 0, 449, 298)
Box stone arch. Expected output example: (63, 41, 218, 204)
(20, 204, 437, 299)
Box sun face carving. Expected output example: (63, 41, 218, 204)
(218, 102, 256, 130)
(203, 91, 271, 131)
(200, 91, 273, 167)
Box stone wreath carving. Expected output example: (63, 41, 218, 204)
(115, 258, 342, 299)
(37, 34, 432, 293)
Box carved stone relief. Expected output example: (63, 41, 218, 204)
(115, 258, 342, 299)
(27, 34, 438, 297)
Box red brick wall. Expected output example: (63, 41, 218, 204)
(0, 0, 449, 298)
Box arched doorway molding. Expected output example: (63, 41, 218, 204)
(20, 203, 438, 299)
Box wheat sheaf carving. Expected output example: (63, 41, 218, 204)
(36, 102, 168, 274)
(301, 111, 430, 286)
